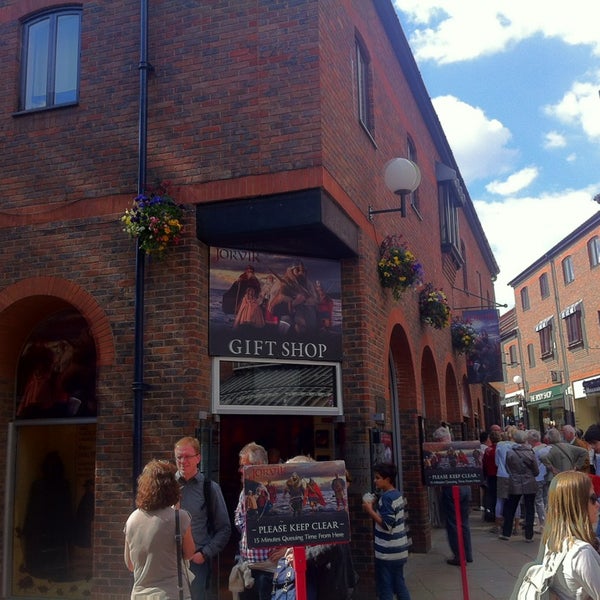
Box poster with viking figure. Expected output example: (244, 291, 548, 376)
(242, 460, 350, 548)
(209, 247, 342, 361)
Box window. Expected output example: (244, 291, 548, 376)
(520, 286, 530, 310)
(539, 273, 549, 299)
(561, 302, 583, 347)
(508, 345, 518, 366)
(562, 256, 575, 284)
(439, 182, 462, 267)
(527, 343, 535, 368)
(355, 38, 373, 135)
(536, 317, 554, 358)
(588, 237, 600, 268)
(20, 8, 81, 111)
(407, 136, 419, 212)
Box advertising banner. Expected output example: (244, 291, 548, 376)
(242, 460, 350, 548)
(421, 440, 484, 486)
(209, 247, 342, 361)
(463, 308, 503, 383)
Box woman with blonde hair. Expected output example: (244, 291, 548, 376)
(124, 460, 195, 599)
(512, 470, 600, 599)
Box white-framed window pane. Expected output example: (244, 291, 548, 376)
(25, 19, 50, 110)
(213, 358, 342, 415)
(562, 257, 574, 284)
(588, 237, 600, 268)
(54, 14, 80, 104)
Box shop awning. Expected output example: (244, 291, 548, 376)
(535, 315, 553, 332)
(560, 300, 582, 319)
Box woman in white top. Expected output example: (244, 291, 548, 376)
(543, 471, 600, 599)
(124, 460, 195, 599)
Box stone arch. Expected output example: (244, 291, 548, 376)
(0, 277, 115, 383)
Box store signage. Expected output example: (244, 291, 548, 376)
(209, 247, 343, 361)
(527, 385, 563, 405)
(242, 460, 350, 548)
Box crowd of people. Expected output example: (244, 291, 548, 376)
(121, 422, 600, 600)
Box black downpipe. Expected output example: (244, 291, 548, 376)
(133, 0, 151, 492)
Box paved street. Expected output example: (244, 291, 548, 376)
(404, 513, 539, 600)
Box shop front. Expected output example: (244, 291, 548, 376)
(501, 391, 523, 427)
(573, 376, 600, 431)
(526, 385, 565, 434)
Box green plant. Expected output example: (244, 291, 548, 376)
(121, 181, 184, 257)
(377, 235, 424, 300)
(419, 283, 450, 329)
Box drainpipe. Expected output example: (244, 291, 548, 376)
(133, 0, 152, 492)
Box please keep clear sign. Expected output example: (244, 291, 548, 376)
(242, 459, 350, 548)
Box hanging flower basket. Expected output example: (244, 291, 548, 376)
(377, 235, 424, 300)
(121, 181, 184, 257)
(451, 317, 479, 354)
(419, 283, 451, 329)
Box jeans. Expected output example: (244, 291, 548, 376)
(189, 560, 210, 600)
(534, 481, 546, 526)
(441, 486, 472, 562)
(375, 558, 410, 600)
(503, 493, 535, 540)
(240, 569, 274, 600)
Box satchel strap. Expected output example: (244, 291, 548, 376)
(175, 509, 184, 600)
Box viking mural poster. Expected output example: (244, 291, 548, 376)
(422, 440, 484, 486)
(242, 460, 350, 548)
(463, 308, 503, 384)
(209, 247, 342, 361)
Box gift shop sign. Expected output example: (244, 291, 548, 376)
(242, 460, 350, 548)
(209, 247, 343, 361)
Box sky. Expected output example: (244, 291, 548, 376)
(392, 1, 600, 311)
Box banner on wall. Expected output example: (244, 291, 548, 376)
(209, 247, 343, 361)
(463, 309, 503, 384)
(421, 440, 483, 486)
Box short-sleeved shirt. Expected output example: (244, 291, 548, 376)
(374, 489, 410, 562)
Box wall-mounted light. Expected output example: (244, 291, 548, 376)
(368, 158, 421, 221)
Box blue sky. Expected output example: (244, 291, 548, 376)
(393, 1, 600, 309)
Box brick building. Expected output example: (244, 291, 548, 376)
(0, 1, 500, 598)
(501, 212, 600, 433)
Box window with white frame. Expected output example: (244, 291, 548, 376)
(588, 236, 600, 268)
(20, 8, 81, 111)
(536, 318, 554, 358)
(508, 344, 518, 366)
(212, 358, 342, 415)
(355, 38, 373, 135)
(527, 343, 535, 367)
(562, 256, 575, 284)
(561, 302, 583, 347)
(439, 182, 461, 264)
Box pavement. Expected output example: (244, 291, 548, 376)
(404, 511, 540, 600)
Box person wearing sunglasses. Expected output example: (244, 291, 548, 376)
(520, 470, 600, 600)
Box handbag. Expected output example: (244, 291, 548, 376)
(271, 556, 296, 600)
(514, 549, 567, 600)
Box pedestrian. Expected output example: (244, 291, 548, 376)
(432, 426, 473, 566)
(511, 470, 600, 600)
(124, 460, 196, 599)
(499, 428, 538, 542)
(234, 442, 285, 600)
(175, 437, 231, 600)
(362, 462, 411, 600)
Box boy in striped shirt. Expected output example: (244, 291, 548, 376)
(363, 462, 411, 600)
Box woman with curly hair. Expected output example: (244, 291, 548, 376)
(124, 460, 195, 599)
(512, 470, 600, 599)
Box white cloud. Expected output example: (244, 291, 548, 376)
(394, 0, 600, 63)
(474, 188, 600, 309)
(486, 167, 539, 195)
(544, 74, 600, 140)
(543, 131, 567, 149)
(432, 95, 517, 182)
